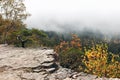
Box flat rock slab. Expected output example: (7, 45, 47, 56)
(0, 46, 54, 68)
(0, 45, 54, 80)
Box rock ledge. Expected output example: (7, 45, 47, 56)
(0, 45, 119, 80)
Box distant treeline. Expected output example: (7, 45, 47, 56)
(0, 13, 120, 54)
(0, 20, 120, 54)
(45, 30, 120, 55)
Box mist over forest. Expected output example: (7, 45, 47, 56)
(26, 20, 120, 41)
(24, 0, 120, 35)
(26, 17, 120, 34)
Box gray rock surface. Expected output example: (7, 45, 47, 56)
(0, 45, 119, 80)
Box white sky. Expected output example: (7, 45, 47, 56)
(24, 0, 120, 33)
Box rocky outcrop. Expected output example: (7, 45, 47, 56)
(46, 66, 120, 80)
(0, 45, 58, 80)
(0, 45, 119, 80)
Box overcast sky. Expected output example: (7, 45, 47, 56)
(24, 0, 120, 33)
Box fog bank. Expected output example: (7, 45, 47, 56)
(25, 0, 120, 34)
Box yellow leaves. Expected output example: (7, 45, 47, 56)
(111, 57, 114, 62)
(84, 44, 120, 78)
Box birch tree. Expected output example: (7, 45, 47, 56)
(0, 0, 30, 44)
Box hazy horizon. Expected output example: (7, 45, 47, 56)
(24, 0, 120, 34)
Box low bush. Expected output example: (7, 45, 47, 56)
(59, 48, 85, 71)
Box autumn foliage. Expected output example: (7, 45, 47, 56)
(55, 34, 85, 71)
(55, 34, 120, 78)
(55, 34, 82, 53)
(84, 44, 120, 78)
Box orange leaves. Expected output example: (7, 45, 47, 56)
(70, 34, 81, 50)
(55, 41, 68, 53)
(54, 34, 82, 54)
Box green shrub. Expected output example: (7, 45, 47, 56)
(59, 48, 85, 71)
